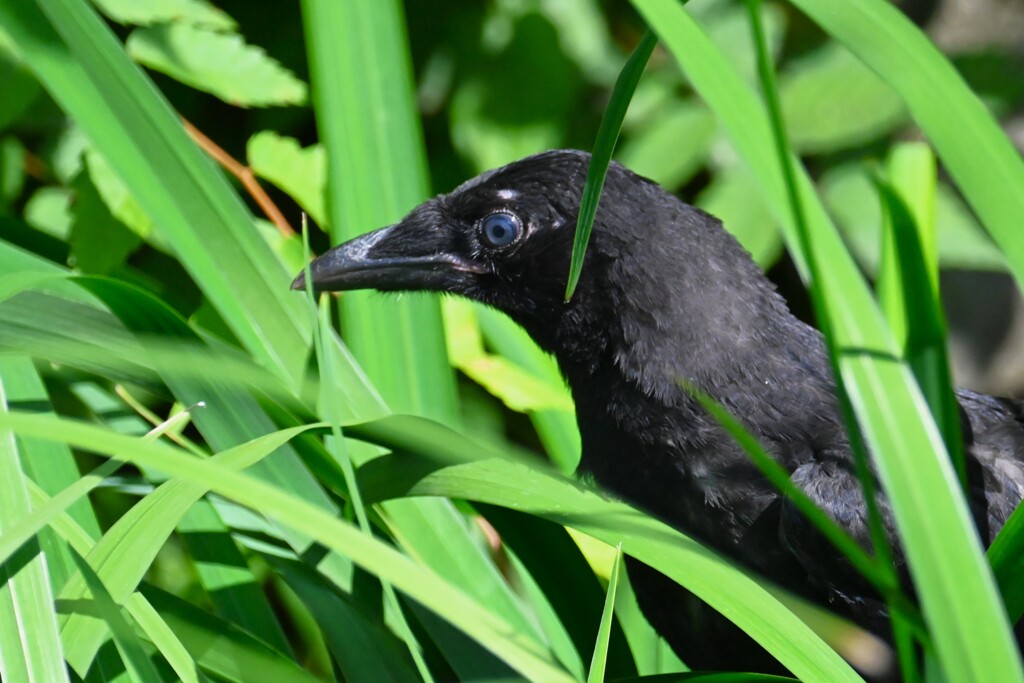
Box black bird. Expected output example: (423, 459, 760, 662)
(292, 150, 1024, 673)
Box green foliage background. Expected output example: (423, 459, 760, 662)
(0, 0, 1021, 681)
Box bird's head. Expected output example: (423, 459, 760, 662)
(293, 149, 793, 393)
(293, 150, 625, 359)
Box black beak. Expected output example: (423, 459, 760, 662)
(291, 219, 485, 294)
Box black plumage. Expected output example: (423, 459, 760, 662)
(292, 150, 1024, 672)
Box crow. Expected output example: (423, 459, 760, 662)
(292, 149, 1024, 673)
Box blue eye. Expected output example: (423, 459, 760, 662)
(480, 212, 522, 248)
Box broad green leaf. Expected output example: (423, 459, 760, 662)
(443, 298, 573, 413)
(247, 132, 326, 226)
(24, 187, 72, 240)
(780, 44, 906, 154)
(127, 24, 307, 107)
(84, 149, 160, 246)
(91, 0, 235, 30)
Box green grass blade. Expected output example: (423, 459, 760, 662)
(0, 354, 102, 585)
(743, 4, 917, 676)
(565, 30, 657, 301)
(31, 480, 309, 683)
(587, 544, 623, 683)
(138, 584, 323, 683)
(687, 387, 910, 614)
(990, 503, 1024, 622)
(628, 1, 1023, 679)
(311, 292, 435, 682)
(0, 0, 311, 386)
(875, 144, 965, 487)
(0, 411, 579, 683)
(176, 500, 293, 655)
(481, 504, 637, 679)
(258, 551, 422, 683)
(0, 457, 122, 569)
(301, 0, 457, 420)
(123, 593, 210, 683)
(785, 0, 1024, 289)
(57, 423, 324, 676)
(67, 550, 163, 683)
(357, 453, 861, 682)
(0, 371, 68, 683)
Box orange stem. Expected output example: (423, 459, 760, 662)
(182, 118, 295, 237)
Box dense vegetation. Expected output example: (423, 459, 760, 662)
(0, 0, 1022, 681)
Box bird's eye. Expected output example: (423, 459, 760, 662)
(480, 212, 522, 249)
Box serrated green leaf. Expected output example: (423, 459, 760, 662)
(127, 24, 307, 107)
(91, 0, 235, 30)
(247, 132, 326, 226)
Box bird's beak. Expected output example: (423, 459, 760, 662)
(291, 218, 485, 294)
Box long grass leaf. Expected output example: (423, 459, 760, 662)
(785, 0, 1024, 289)
(68, 550, 162, 683)
(0, 412, 578, 683)
(300, 0, 457, 419)
(0, 370, 68, 683)
(357, 451, 862, 682)
(875, 145, 965, 487)
(587, 544, 624, 683)
(566, 29, 657, 300)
